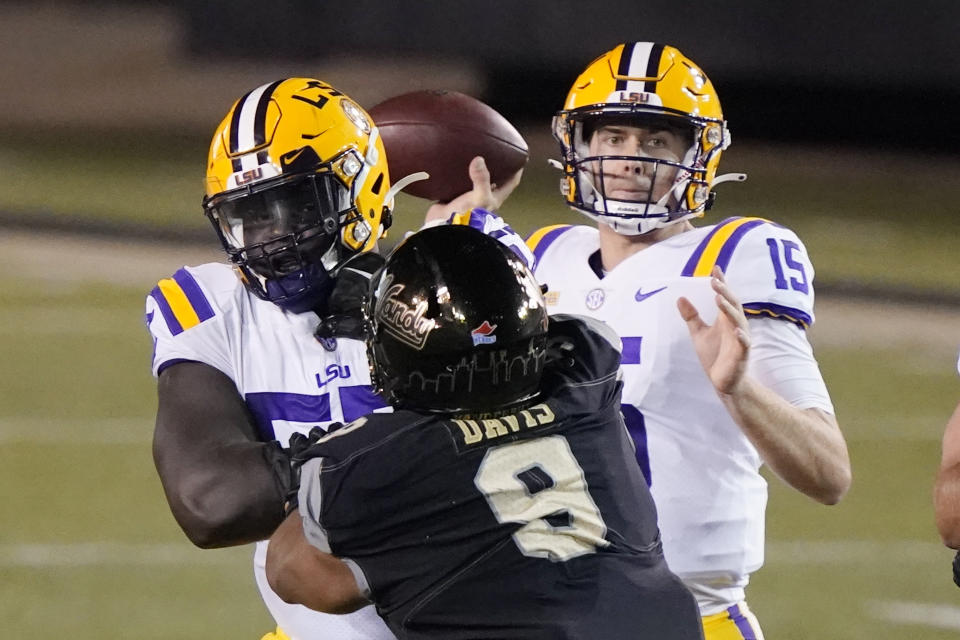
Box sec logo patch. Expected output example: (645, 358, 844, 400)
(585, 288, 605, 310)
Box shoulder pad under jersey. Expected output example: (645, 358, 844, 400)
(680, 217, 816, 328)
(682, 218, 814, 328)
(542, 314, 622, 402)
(526, 224, 597, 271)
(147, 264, 234, 336)
(145, 263, 237, 375)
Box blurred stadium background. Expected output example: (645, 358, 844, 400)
(2, 1, 959, 637)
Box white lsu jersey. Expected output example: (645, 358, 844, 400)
(145, 262, 395, 640)
(528, 216, 829, 614)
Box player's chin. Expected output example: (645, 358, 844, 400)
(606, 188, 667, 205)
(247, 253, 299, 278)
(607, 190, 649, 201)
(249, 232, 336, 276)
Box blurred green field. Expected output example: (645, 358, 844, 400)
(0, 277, 272, 636)
(2, 130, 959, 638)
(3, 128, 960, 293)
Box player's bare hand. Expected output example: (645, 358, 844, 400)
(424, 156, 523, 225)
(677, 266, 750, 395)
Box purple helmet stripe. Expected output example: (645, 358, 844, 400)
(252, 80, 284, 148)
(643, 43, 665, 92)
(228, 88, 255, 154)
(229, 80, 284, 155)
(615, 42, 636, 92)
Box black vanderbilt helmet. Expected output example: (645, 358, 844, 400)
(366, 225, 549, 415)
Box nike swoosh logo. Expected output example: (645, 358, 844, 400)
(634, 286, 667, 302)
(279, 147, 308, 166)
(301, 125, 333, 140)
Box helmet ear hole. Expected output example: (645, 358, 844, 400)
(705, 191, 718, 211)
(323, 218, 337, 234)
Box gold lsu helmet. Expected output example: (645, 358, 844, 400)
(203, 78, 394, 312)
(553, 43, 744, 235)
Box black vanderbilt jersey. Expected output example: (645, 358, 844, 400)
(297, 316, 702, 639)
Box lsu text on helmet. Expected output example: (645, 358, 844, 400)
(366, 225, 549, 415)
(554, 42, 743, 235)
(204, 78, 393, 313)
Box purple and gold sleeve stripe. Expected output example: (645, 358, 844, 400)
(149, 268, 215, 336)
(525, 225, 572, 268)
(743, 301, 812, 329)
(449, 208, 535, 267)
(681, 217, 769, 277)
(449, 209, 485, 228)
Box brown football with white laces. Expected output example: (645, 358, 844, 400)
(369, 90, 528, 202)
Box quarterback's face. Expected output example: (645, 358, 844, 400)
(588, 123, 689, 203)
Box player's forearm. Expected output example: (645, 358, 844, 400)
(154, 362, 293, 547)
(154, 439, 290, 548)
(720, 376, 851, 505)
(935, 466, 960, 548)
(267, 513, 368, 614)
(935, 402, 960, 547)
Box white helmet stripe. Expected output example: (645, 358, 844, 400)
(617, 42, 661, 95)
(627, 42, 655, 75)
(229, 80, 281, 155)
(237, 82, 271, 152)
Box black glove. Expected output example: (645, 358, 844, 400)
(314, 252, 385, 346)
(282, 424, 341, 515)
(953, 551, 960, 588)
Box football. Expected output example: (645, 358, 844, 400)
(368, 90, 528, 202)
